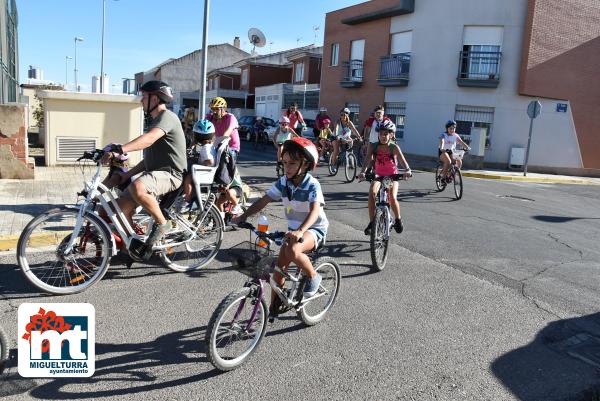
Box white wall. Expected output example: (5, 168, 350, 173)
(385, 0, 581, 168)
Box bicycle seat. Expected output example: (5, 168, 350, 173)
(159, 185, 184, 212)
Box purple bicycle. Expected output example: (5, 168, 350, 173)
(206, 222, 341, 371)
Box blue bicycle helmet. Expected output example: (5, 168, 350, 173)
(193, 119, 215, 141)
(445, 119, 457, 129)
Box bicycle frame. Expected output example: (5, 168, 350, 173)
(375, 177, 393, 242)
(64, 151, 217, 257)
(232, 227, 325, 332)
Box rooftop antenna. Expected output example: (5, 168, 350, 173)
(248, 28, 266, 55)
(269, 41, 274, 54)
(313, 25, 320, 44)
(296, 37, 302, 46)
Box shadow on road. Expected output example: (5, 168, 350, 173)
(16, 326, 219, 399)
(533, 215, 600, 223)
(491, 313, 600, 401)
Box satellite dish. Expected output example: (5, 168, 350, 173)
(248, 28, 266, 54)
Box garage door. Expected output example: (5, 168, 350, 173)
(266, 102, 280, 120)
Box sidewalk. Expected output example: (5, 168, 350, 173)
(406, 156, 600, 185)
(1, 162, 598, 251)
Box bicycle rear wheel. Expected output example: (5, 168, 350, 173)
(0, 325, 8, 375)
(344, 153, 357, 183)
(159, 204, 223, 272)
(298, 257, 341, 326)
(370, 208, 389, 271)
(206, 287, 268, 371)
(435, 164, 446, 192)
(17, 208, 112, 295)
(453, 169, 463, 200)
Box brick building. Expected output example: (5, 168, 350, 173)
(320, 0, 600, 173)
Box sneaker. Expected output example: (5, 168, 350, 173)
(141, 221, 171, 260)
(178, 201, 191, 214)
(303, 274, 322, 298)
(364, 221, 372, 236)
(230, 205, 243, 215)
(393, 218, 404, 234)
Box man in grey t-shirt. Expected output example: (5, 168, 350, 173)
(102, 80, 186, 260)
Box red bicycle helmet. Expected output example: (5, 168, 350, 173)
(282, 137, 319, 170)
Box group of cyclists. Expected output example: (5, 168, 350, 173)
(100, 79, 470, 301)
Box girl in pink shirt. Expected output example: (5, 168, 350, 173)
(358, 121, 411, 236)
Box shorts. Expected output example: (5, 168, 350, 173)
(289, 227, 326, 250)
(438, 149, 453, 157)
(121, 170, 182, 199)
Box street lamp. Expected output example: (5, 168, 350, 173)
(74, 37, 84, 92)
(101, 0, 119, 94)
(65, 56, 72, 90)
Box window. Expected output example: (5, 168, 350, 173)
(385, 102, 407, 140)
(294, 62, 304, 82)
(330, 43, 339, 66)
(460, 26, 503, 80)
(345, 102, 360, 125)
(241, 69, 248, 86)
(454, 105, 494, 148)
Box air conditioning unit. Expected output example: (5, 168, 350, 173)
(509, 147, 525, 168)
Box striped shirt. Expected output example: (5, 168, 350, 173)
(266, 174, 329, 234)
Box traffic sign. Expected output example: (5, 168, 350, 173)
(527, 100, 542, 119)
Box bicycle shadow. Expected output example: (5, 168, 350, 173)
(491, 312, 600, 401)
(19, 326, 218, 399)
(396, 188, 456, 203)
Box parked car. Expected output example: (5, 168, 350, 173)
(238, 116, 276, 142)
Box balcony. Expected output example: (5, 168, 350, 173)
(340, 60, 363, 88)
(377, 53, 410, 87)
(457, 51, 501, 88)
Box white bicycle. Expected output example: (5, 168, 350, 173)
(17, 149, 225, 295)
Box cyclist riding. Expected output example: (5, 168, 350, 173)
(330, 108, 360, 168)
(206, 97, 241, 161)
(284, 102, 306, 137)
(439, 120, 471, 181)
(358, 120, 411, 235)
(273, 116, 299, 163)
(101, 80, 187, 260)
(234, 137, 328, 301)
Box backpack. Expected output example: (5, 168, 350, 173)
(214, 142, 236, 186)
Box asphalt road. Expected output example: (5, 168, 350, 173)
(1, 142, 599, 401)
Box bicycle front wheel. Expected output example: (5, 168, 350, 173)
(159, 204, 223, 272)
(298, 257, 341, 326)
(435, 165, 446, 192)
(453, 169, 463, 200)
(0, 325, 8, 375)
(370, 208, 389, 271)
(344, 153, 357, 183)
(328, 152, 338, 176)
(17, 208, 112, 295)
(206, 287, 269, 371)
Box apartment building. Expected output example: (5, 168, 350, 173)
(0, 0, 19, 104)
(321, 0, 600, 172)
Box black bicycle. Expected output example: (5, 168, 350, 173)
(328, 139, 358, 183)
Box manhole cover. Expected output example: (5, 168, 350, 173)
(496, 195, 535, 202)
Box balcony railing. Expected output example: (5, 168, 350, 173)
(377, 53, 410, 87)
(340, 60, 363, 88)
(457, 51, 501, 88)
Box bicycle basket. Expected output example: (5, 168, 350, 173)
(226, 241, 275, 279)
(452, 149, 465, 160)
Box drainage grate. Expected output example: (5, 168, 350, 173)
(496, 195, 535, 202)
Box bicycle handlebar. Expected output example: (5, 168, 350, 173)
(362, 170, 412, 182)
(77, 149, 106, 163)
(236, 221, 304, 243)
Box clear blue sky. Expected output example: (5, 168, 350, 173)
(17, 0, 361, 93)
